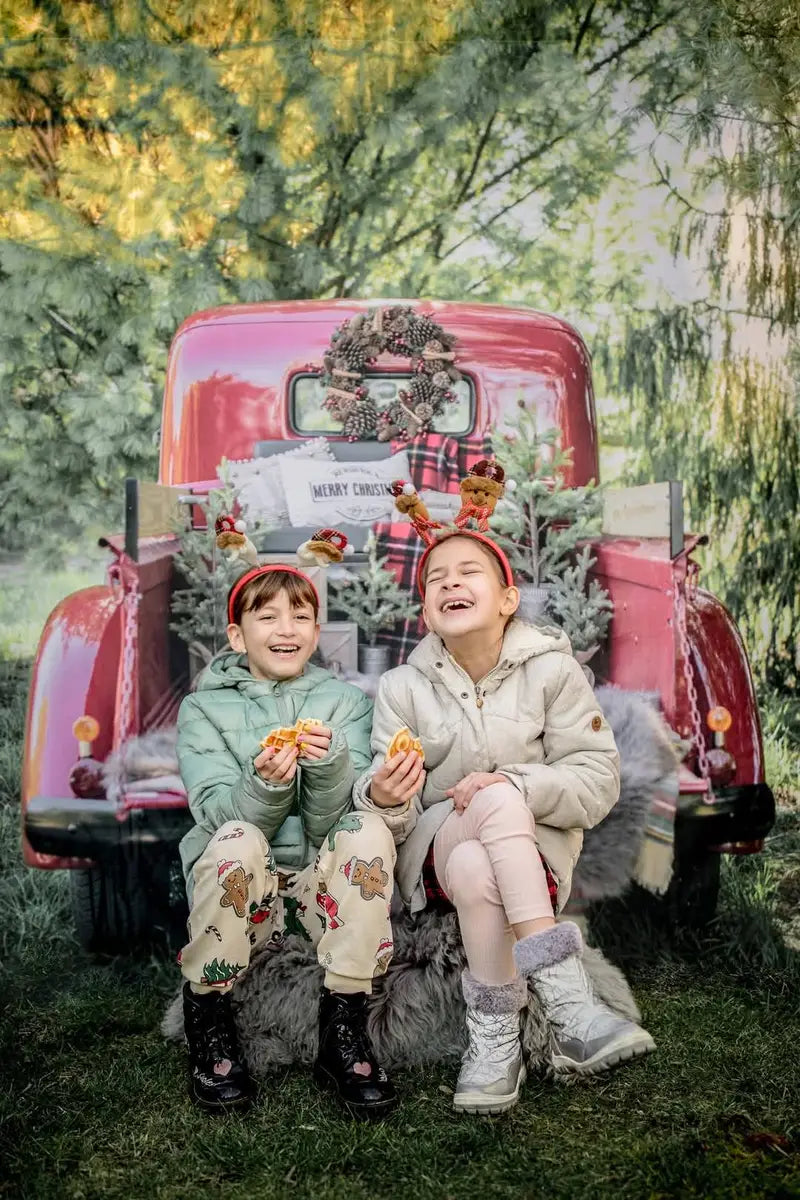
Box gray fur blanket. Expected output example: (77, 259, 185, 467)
(161, 909, 642, 1074)
(158, 686, 676, 1073)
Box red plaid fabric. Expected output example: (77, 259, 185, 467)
(374, 431, 495, 666)
(422, 844, 560, 915)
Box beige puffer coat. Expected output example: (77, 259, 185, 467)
(353, 619, 620, 913)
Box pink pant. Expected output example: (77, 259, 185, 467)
(433, 782, 555, 985)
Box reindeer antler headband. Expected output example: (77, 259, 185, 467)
(388, 460, 517, 594)
(216, 516, 354, 623)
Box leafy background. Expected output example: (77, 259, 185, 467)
(2, 0, 798, 688)
(2, 6, 800, 1194)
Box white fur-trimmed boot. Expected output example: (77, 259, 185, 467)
(514, 922, 655, 1076)
(453, 972, 527, 1115)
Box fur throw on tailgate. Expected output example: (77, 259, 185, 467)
(161, 908, 641, 1073)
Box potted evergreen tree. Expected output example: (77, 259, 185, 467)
(170, 476, 268, 677)
(489, 407, 612, 661)
(328, 532, 420, 675)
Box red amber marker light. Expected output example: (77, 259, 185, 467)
(70, 715, 105, 799)
(73, 715, 100, 745)
(707, 706, 732, 734)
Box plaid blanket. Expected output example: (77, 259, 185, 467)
(374, 431, 493, 665)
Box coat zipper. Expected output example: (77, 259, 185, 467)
(475, 685, 484, 709)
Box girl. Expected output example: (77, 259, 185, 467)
(354, 517, 654, 1115)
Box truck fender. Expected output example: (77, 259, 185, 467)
(685, 587, 765, 787)
(22, 585, 121, 868)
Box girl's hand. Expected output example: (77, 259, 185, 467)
(447, 772, 507, 814)
(254, 741, 299, 784)
(370, 752, 425, 809)
(297, 724, 333, 761)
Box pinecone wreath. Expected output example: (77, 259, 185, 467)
(319, 306, 461, 442)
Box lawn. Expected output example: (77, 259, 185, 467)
(1, 570, 799, 1200)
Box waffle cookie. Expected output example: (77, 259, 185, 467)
(260, 719, 324, 752)
(386, 728, 424, 761)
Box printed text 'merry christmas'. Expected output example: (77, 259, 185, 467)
(311, 482, 388, 500)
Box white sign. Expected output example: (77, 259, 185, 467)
(602, 481, 684, 558)
(279, 451, 411, 527)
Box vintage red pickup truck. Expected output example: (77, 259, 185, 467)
(21, 300, 775, 952)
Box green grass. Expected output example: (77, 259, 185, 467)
(0, 552, 106, 659)
(2, 633, 800, 1197)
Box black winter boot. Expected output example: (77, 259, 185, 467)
(313, 988, 397, 1119)
(183, 982, 253, 1111)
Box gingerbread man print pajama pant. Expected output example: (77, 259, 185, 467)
(179, 812, 397, 995)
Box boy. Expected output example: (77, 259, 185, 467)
(177, 560, 397, 1118)
(354, 529, 654, 1114)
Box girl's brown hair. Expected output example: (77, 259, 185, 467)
(229, 569, 319, 626)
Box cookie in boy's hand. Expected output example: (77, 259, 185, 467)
(260, 718, 325, 752)
(386, 728, 424, 762)
(260, 726, 299, 752)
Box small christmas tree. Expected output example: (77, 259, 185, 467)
(328, 532, 420, 646)
(546, 545, 613, 657)
(490, 406, 602, 586)
(489, 406, 612, 656)
(170, 472, 268, 661)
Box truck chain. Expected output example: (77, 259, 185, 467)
(110, 555, 140, 749)
(675, 560, 711, 782)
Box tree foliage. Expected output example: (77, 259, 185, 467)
(595, 0, 800, 687)
(0, 0, 681, 548)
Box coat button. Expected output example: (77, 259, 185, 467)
(591, 715, 603, 731)
(461, 692, 468, 699)
(436, 661, 443, 669)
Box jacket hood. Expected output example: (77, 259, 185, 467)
(194, 648, 330, 696)
(408, 618, 571, 685)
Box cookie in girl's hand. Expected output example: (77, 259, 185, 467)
(386, 728, 424, 762)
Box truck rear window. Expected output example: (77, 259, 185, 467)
(291, 372, 475, 436)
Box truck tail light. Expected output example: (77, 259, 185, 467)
(69, 716, 106, 799)
(706, 706, 736, 784)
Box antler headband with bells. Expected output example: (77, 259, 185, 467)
(216, 516, 354, 623)
(388, 460, 516, 595)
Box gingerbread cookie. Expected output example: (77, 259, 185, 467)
(217, 860, 254, 919)
(386, 727, 424, 761)
(341, 855, 389, 901)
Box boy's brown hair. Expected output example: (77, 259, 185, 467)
(229, 570, 319, 626)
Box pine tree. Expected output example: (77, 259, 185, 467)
(490, 406, 603, 587)
(328, 532, 419, 646)
(546, 546, 613, 657)
(169, 473, 267, 658)
(488, 406, 612, 655)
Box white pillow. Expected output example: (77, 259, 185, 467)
(225, 439, 333, 527)
(279, 450, 412, 527)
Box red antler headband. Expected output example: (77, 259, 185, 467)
(388, 462, 516, 596)
(218, 519, 353, 623)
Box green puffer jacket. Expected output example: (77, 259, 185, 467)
(177, 650, 373, 886)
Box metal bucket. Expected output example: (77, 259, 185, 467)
(358, 643, 390, 676)
(516, 584, 553, 622)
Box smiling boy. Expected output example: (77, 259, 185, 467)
(354, 530, 654, 1114)
(176, 563, 398, 1118)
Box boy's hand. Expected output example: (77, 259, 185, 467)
(297, 724, 333, 761)
(447, 772, 507, 814)
(370, 752, 425, 809)
(254, 741, 299, 785)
